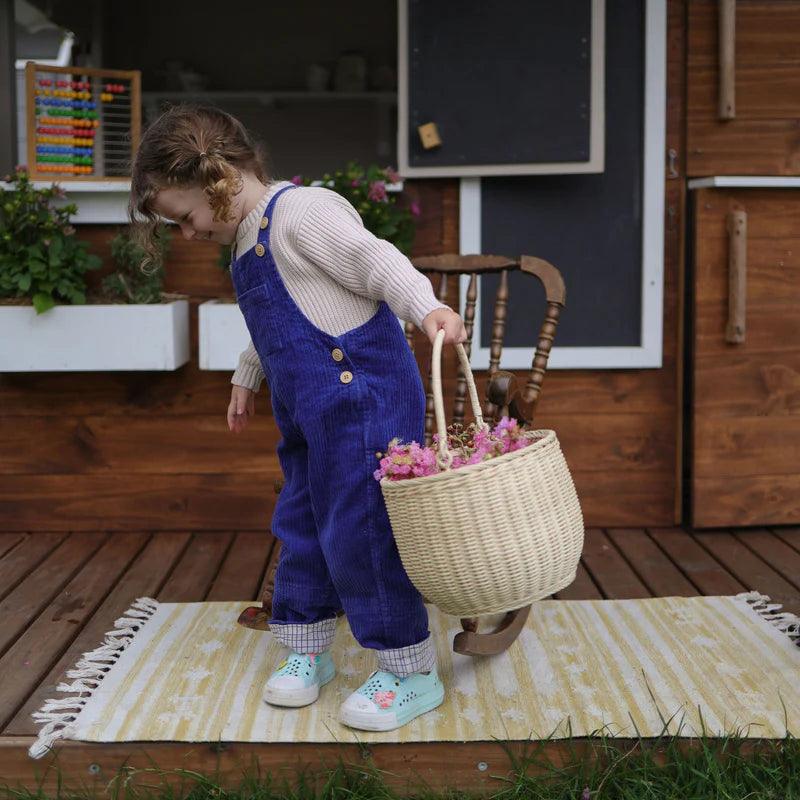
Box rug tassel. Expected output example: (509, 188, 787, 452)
(737, 591, 800, 645)
(28, 597, 159, 760)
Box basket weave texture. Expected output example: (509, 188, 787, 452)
(380, 333, 584, 617)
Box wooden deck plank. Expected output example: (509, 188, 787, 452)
(771, 526, 800, 553)
(0, 532, 68, 603)
(579, 528, 652, 599)
(157, 532, 235, 603)
(647, 527, 748, 596)
(206, 531, 274, 602)
(0, 736, 586, 797)
(553, 561, 603, 600)
(7, 532, 192, 736)
(732, 528, 800, 616)
(733, 528, 800, 590)
(0, 532, 27, 560)
(0, 532, 149, 732)
(693, 530, 800, 614)
(0, 532, 107, 658)
(605, 528, 699, 597)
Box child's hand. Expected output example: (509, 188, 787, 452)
(227, 385, 255, 433)
(422, 308, 468, 345)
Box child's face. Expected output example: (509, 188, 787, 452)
(154, 185, 240, 245)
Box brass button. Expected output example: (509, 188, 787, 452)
(331, 348, 344, 362)
(259, 217, 269, 229)
(339, 370, 353, 384)
(254, 243, 266, 257)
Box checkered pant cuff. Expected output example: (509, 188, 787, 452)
(375, 634, 436, 678)
(269, 618, 337, 653)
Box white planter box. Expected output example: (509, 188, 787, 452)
(198, 299, 250, 371)
(0, 300, 190, 372)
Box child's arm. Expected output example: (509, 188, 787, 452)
(228, 342, 262, 433)
(227, 384, 255, 433)
(293, 191, 450, 329)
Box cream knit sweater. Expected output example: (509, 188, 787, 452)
(230, 181, 446, 391)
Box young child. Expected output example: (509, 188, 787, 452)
(129, 105, 466, 731)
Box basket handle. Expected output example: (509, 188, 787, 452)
(432, 328, 489, 470)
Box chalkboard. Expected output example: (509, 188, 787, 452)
(480, 0, 646, 350)
(399, 0, 604, 176)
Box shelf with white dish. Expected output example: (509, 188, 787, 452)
(141, 90, 396, 109)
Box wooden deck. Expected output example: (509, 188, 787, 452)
(1, 526, 799, 795)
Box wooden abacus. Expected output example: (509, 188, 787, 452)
(25, 62, 141, 180)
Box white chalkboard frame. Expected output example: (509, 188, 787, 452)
(460, 0, 666, 370)
(398, 0, 606, 177)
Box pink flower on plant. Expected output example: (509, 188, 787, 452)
(410, 202, 421, 216)
(291, 175, 303, 185)
(351, 179, 360, 187)
(367, 180, 388, 203)
(385, 167, 401, 184)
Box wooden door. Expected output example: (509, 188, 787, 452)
(692, 187, 800, 527)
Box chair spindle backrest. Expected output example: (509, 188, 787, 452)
(406, 255, 566, 442)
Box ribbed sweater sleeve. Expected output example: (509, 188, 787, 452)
(293, 192, 446, 328)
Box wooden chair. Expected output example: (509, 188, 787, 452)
(238, 254, 567, 658)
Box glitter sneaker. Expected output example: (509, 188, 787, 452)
(338, 668, 444, 731)
(262, 650, 335, 707)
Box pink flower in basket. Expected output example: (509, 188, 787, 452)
(374, 417, 536, 482)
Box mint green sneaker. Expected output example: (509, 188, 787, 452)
(339, 668, 445, 731)
(262, 650, 335, 708)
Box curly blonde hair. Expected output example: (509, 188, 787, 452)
(129, 105, 268, 268)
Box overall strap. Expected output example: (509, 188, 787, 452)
(260, 183, 298, 238)
(231, 183, 298, 265)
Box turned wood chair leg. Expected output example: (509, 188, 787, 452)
(237, 555, 278, 631)
(452, 606, 532, 656)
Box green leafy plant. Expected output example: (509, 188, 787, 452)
(293, 163, 419, 255)
(101, 224, 172, 304)
(0, 166, 101, 313)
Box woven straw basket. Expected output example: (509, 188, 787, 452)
(380, 330, 584, 617)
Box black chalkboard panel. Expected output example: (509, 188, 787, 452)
(480, 0, 644, 349)
(406, 1, 593, 168)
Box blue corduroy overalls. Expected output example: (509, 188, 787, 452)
(231, 185, 430, 655)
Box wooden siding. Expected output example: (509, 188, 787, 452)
(0, 5, 685, 530)
(691, 188, 800, 527)
(687, 0, 800, 176)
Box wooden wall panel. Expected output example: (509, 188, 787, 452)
(691, 187, 800, 527)
(0, 474, 282, 531)
(0, 416, 279, 475)
(688, 4, 800, 66)
(687, 0, 800, 176)
(0, 1, 687, 531)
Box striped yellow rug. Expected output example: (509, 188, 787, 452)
(30, 593, 800, 758)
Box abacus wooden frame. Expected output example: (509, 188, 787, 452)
(24, 62, 141, 181)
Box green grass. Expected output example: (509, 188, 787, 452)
(3, 733, 799, 800)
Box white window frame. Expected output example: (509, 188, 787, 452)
(460, 0, 666, 370)
(398, 0, 606, 177)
